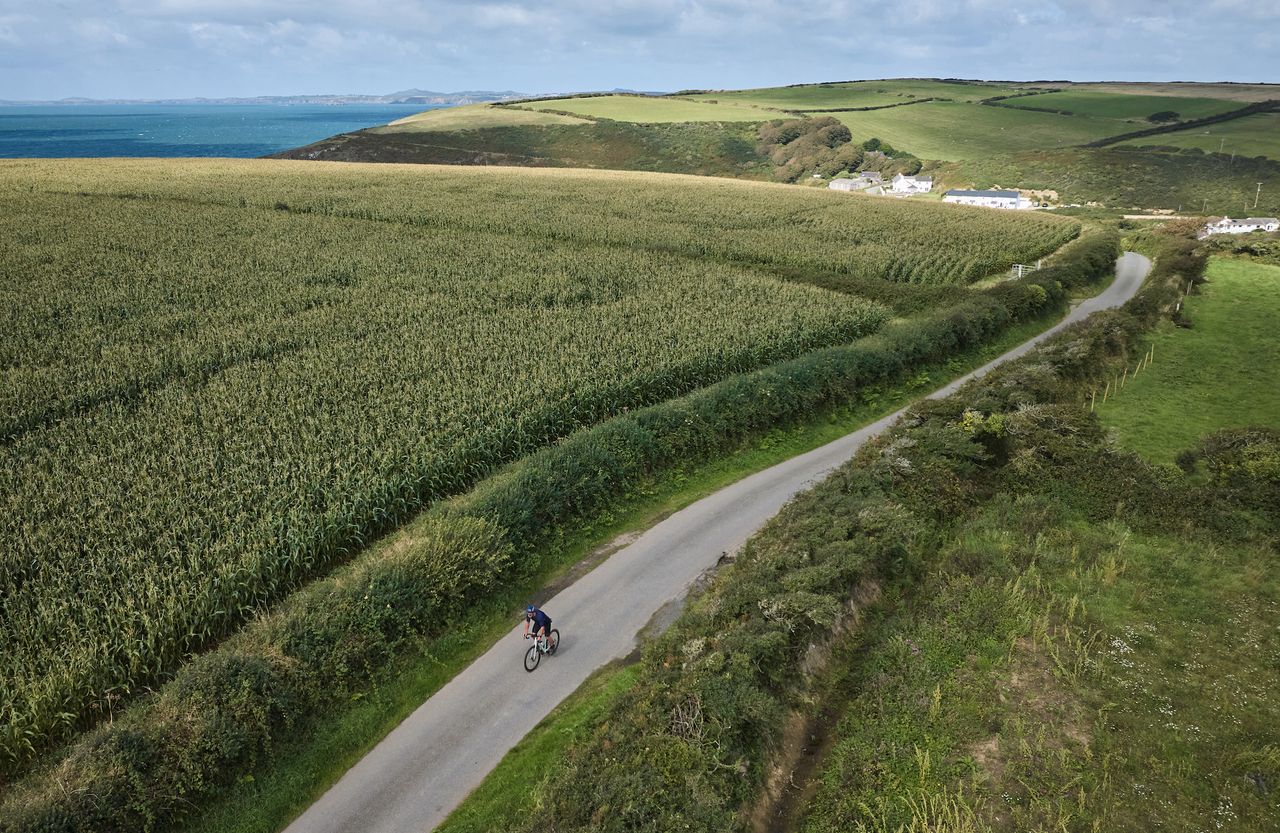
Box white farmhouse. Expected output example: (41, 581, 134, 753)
(943, 189, 1025, 210)
(890, 173, 933, 194)
(1202, 216, 1280, 235)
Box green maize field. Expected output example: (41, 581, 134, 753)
(0, 159, 1078, 768)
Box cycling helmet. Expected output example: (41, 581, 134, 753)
(526, 604, 536, 617)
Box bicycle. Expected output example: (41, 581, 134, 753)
(523, 628, 560, 672)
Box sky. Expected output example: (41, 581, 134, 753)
(1, 0, 1276, 100)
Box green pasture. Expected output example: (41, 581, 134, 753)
(686, 79, 1026, 110)
(1065, 81, 1280, 103)
(1121, 112, 1280, 159)
(1014, 90, 1241, 121)
(1098, 258, 1280, 462)
(529, 94, 774, 122)
(380, 103, 592, 132)
(827, 101, 1120, 160)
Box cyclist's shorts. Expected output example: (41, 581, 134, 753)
(532, 620, 551, 635)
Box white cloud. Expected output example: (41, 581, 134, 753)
(0, 0, 1273, 99)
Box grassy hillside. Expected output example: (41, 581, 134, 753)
(826, 101, 1120, 160)
(1067, 81, 1280, 102)
(523, 94, 775, 122)
(381, 102, 592, 130)
(0, 158, 1078, 773)
(1121, 112, 1280, 159)
(687, 79, 1030, 109)
(947, 147, 1280, 214)
(1010, 90, 1244, 121)
(279, 119, 772, 176)
(1098, 258, 1280, 462)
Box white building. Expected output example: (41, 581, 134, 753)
(890, 173, 933, 194)
(943, 189, 1026, 210)
(1202, 216, 1280, 235)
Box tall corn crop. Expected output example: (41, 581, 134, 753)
(0, 159, 1078, 768)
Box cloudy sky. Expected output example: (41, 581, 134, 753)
(1, 1, 1276, 100)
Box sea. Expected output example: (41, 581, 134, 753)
(0, 104, 438, 158)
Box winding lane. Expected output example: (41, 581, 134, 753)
(285, 252, 1151, 833)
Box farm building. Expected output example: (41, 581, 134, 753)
(943, 189, 1026, 210)
(829, 176, 884, 195)
(1201, 216, 1280, 235)
(890, 173, 933, 194)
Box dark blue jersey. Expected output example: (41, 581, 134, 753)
(528, 609, 551, 630)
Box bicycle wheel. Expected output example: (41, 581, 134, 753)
(548, 629, 560, 655)
(524, 643, 541, 672)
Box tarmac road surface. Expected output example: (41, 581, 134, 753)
(284, 251, 1151, 833)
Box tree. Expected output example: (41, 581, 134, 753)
(1146, 111, 1181, 123)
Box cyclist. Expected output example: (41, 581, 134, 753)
(523, 603, 552, 648)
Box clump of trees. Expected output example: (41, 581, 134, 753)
(758, 116, 916, 182)
(1146, 110, 1181, 123)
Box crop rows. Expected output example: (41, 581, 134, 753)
(0, 159, 1076, 767)
(2, 159, 1078, 285)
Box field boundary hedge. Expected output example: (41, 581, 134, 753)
(511, 236, 1219, 832)
(1082, 99, 1280, 148)
(0, 232, 1118, 833)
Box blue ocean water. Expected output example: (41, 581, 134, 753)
(0, 104, 438, 158)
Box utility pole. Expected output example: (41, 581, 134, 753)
(1256, 182, 1264, 210)
(1219, 137, 1226, 154)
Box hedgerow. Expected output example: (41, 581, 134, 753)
(0, 221, 1114, 831)
(509, 233, 1220, 833)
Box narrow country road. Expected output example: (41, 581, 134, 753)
(284, 252, 1151, 833)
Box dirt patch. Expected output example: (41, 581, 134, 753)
(967, 637, 1092, 792)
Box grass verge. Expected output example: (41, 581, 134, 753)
(795, 498, 1280, 833)
(179, 308, 1076, 833)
